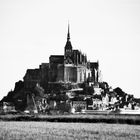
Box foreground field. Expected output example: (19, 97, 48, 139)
(0, 122, 140, 140)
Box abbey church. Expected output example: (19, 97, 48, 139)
(24, 25, 99, 89)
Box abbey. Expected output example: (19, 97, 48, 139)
(24, 25, 99, 89)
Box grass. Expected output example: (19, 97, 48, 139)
(0, 121, 140, 139)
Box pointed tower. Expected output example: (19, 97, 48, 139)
(67, 23, 70, 41)
(64, 23, 73, 64)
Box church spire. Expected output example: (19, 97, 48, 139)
(65, 23, 72, 51)
(67, 23, 70, 41)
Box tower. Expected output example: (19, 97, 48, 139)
(64, 24, 77, 83)
(64, 24, 73, 64)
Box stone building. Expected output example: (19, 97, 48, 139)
(24, 63, 49, 89)
(24, 25, 99, 89)
(49, 25, 98, 84)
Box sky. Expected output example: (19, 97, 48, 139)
(0, 0, 140, 100)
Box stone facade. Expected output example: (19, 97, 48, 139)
(24, 63, 49, 89)
(49, 25, 96, 84)
(24, 25, 99, 88)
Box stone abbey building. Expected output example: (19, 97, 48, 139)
(24, 25, 99, 89)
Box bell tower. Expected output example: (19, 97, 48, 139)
(64, 24, 73, 64)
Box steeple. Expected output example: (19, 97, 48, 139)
(65, 23, 72, 50)
(64, 23, 73, 64)
(67, 23, 70, 41)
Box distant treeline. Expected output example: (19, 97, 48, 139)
(0, 114, 140, 125)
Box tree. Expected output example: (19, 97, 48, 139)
(114, 87, 126, 97)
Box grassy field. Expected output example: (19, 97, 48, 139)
(0, 121, 140, 140)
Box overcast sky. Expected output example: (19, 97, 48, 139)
(0, 0, 140, 99)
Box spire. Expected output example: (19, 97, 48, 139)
(67, 23, 70, 41)
(65, 22, 72, 50)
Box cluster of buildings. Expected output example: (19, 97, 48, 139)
(23, 25, 99, 90)
(1, 25, 140, 115)
(70, 89, 139, 114)
(20, 25, 101, 114)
